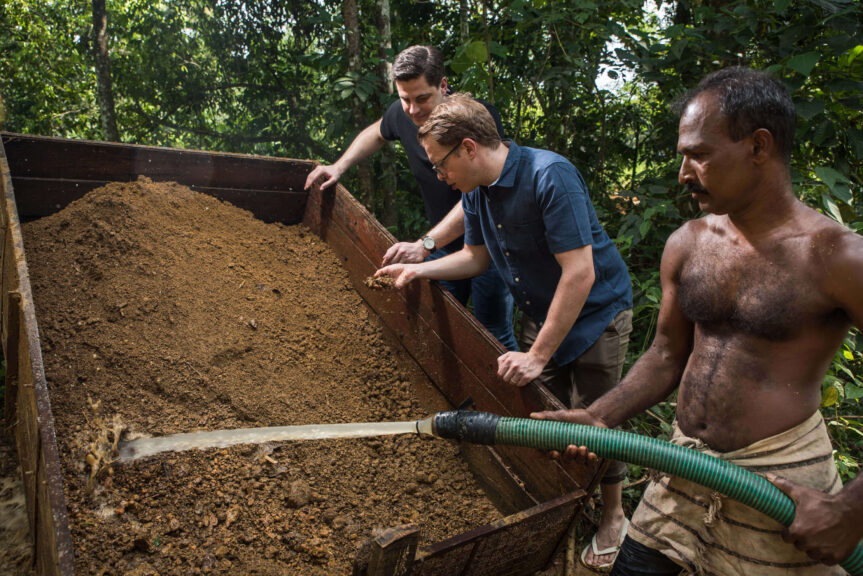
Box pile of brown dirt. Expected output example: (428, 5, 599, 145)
(22, 178, 500, 575)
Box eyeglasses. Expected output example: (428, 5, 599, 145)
(431, 141, 462, 176)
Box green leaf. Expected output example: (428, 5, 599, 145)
(821, 385, 839, 407)
(775, 0, 792, 12)
(846, 44, 863, 65)
(821, 192, 844, 223)
(795, 99, 825, 120)
(814, 166, 851, 192)
(786, 51, 821, 77)
(848, 128, 863, 160)
(846, 383, 863, 400)
(467, 40, 487, 63)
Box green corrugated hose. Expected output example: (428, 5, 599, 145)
(430, 411, 863, 575)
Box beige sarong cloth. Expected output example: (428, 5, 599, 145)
(629, 411, 845, 575)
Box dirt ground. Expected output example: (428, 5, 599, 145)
(0, 425, 34, 576)
(21, 178, 503, 575)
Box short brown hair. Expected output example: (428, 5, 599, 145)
(417, 93, 502, 149)
(392, 45, 444, 86)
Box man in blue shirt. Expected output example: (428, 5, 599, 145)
(376, 93, 634, 571)
(304, 45, 517, 351)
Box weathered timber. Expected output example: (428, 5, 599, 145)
(1, 133, 313, 192)
(355, 524, 421, 576)
(9, 177, 308, 223)
(412, 491, 586, 576)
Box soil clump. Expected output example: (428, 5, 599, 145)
(22, 178, 500, 575)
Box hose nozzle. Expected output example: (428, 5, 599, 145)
(430, 410, 500, 444)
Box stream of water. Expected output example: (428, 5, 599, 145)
(117, 418, 435, 462)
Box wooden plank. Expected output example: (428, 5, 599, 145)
(4, 292, 21, 427)
(14, 314, 38, 553)
(1, 132, 316, 193)
(412, 490, 585, 576)
(353, 524, 421, 576)
(34, 367, 75, 576)
(458, 442, 539, 515)
(9, 176, 308, 223)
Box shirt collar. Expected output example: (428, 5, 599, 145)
(489, 140, 520, 189)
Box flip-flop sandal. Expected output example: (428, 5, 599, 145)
(579, 518, 629, 573)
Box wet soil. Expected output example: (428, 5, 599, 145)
(0, 427, 33, 576)
(22, 178, 501, 575)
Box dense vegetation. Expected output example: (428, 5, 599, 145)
(1, 0, 860, 483)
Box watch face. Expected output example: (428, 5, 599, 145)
(422, 237, 435, 251)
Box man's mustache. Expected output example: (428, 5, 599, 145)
(687, 182, 708, 195)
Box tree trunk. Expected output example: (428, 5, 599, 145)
(375, 0, 398, 227)
(342, 0, 374, 207)
(92, 0, 119, 142)
(481, 0, 495, 104)
(459, 0, 470, 44)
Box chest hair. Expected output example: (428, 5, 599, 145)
(678, 239, 817, 341)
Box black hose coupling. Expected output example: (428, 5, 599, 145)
(433, 410, 500, 445)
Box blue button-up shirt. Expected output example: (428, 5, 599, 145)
(463, 141, 632, 365)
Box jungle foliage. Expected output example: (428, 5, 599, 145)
(1, 0, 861, 481)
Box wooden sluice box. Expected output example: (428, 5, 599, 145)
(0, 132, 602, 576)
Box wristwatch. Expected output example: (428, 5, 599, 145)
(421, 235, 436, 252)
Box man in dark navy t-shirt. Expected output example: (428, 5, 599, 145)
(304, 45, 517, 351)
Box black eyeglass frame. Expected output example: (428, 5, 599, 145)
(431, 140, 463, 176)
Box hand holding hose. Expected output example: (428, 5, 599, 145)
(530, 408, 608, 463)
(769, 474, 862, 566)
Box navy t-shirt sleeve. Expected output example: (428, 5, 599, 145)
(536, 162, 593, 253)
(379, 100, 402, 142)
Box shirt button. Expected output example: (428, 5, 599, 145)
(515, 277, 520, 283)
(539, 321, 544, 326)
(526, 301, 531, 306)
(505, 251, 510, 257)
(497, 224, 502, 229)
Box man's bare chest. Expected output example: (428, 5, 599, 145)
(677, 239, 828, 341)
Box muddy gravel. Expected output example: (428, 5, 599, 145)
(22, 178, 501, 575)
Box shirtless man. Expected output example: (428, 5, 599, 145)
(534, 67, 863, 574)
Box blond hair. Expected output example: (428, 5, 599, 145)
(417, 93, 502, 149)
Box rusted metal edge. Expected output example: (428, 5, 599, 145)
(0, 138, 75, 576)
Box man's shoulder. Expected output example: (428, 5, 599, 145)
(380, 100, 410, 140)
(383, 98, 403, 118)
(477, 98, 499, 114)
(519, 146, 572, 168)
(663, 217, 711, 264)
(803, 206, 863, 266)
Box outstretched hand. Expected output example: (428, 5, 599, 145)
(381, 241, 427, 267)
(304, 164, 342, 191)
(768, 474, 860, 566)
(374, 263, 420, 289)
(529, 409, 608, 464)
